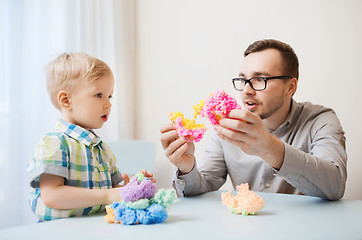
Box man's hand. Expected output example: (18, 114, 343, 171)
(160, 123, 196, 174)
(214, 109, 285, 169)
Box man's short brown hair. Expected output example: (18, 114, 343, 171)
(244, 39, 299, 80)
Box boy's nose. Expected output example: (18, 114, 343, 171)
(106, 99, 112, 108)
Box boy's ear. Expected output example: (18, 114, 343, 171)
(57, 90, 72, 110)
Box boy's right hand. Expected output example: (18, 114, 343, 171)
(107, 187, 123, 203)
(160, 123, 195, 175)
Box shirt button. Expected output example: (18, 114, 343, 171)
(265, 183, 271, 188)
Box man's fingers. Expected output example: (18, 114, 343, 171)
(169, 142, 189, 164)
(214, 124, 249, 142)
(160, 122, 176, 134)
(164, 135, 187, 155)
(160, 128, 180, 150)
(218, 118, 247, 133)
(227, 109, 257, 124)
(165, 140, 188, 163)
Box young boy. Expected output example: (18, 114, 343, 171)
(27, 53, 153, 221)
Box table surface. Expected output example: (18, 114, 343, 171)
(1, 191, 362, 240)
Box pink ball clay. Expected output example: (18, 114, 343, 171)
(169, 90, 241, 142)
(200, 90, 241, 125)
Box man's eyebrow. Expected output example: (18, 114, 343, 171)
(239, 72, 271, 77)
(254, 72, 271, 76)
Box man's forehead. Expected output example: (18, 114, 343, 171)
(239, 49, 282, 76)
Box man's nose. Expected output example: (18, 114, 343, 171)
(243, 82, 256, 95)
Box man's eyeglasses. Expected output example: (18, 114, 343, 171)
(232, 76, 292, 91)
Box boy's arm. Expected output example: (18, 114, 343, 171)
(39, 174, 121, 210)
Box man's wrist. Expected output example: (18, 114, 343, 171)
(178, 161, 195, 176)
(262, 135, 285, 170)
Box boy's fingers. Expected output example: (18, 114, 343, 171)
(121, 173, 130, 186)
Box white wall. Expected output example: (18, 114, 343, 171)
(135, 0, 362, 199)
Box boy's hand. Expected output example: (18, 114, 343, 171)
(120, 173, 130, 186)
(107, 187, 122, 203)
(139, 169, 156, 183)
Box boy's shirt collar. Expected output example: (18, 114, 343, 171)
(56, 119, 102, 146)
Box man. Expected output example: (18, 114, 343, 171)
(160, 39, 347, 200)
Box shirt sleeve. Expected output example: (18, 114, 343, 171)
(173, 133, 228, 197)
(99, 141, 123, 186)
(27, 133, 70, 188)
(107, 148, 123, 186)
(277, 109, 347, 200)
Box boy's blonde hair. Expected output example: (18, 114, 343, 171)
(45, 52, 112, 110)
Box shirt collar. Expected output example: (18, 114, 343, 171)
(283, 98, 298, 127)
(55, 119, 102, 146)
(271, 99, 298, 133)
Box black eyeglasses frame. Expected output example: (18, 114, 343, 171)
(232, 75, 292, 91)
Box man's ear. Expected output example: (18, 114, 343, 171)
(286, 78, 298, 97)
(57, 90, 72, 110)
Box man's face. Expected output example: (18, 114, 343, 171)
(239, 48, 291, 120)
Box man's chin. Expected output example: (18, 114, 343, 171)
(259, 112, 272, 120)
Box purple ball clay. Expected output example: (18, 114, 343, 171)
(119, 176, 157, 202)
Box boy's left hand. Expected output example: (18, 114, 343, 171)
(120, 173, 130, 187)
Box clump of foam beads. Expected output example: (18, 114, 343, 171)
(221, 183, 264, 216)
(199, 90, 241, 125)
(169, 90, 241, 142)
(104, 172, 177, 225)
(169, 111, 206, 143)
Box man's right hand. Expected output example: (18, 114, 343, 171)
(160, 123, 195, 174)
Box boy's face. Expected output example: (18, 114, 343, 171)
(64, 73, 114, 130)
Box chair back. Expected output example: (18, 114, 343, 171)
(107, 140, 155, 177)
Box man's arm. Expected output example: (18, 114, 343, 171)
(174, 133, 228, 197)
(277, 110, 347, 200)
(215, 108, 347, 200)
(161, 123, 228, 196)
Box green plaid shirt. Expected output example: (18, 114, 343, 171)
(27, 119, 123, 221)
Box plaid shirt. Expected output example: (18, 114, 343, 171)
(27, 119, 123, 221)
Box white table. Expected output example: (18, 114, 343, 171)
(1, 191, 361, 239)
